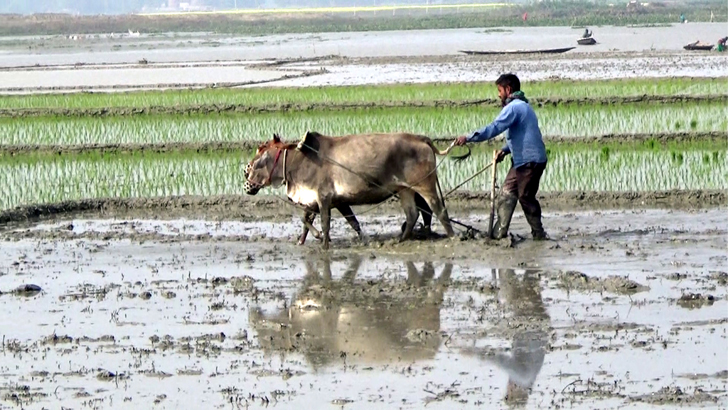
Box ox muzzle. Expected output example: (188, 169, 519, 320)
(244, 180, 262, 195)
(243, 162, 261, 195)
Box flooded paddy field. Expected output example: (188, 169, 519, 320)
(1, 24, 727, 92)
(1, 19, 726, 410)
(0, 206, 726, 409)
(1, 23, 725, 65)
(1, 52, 725, 92)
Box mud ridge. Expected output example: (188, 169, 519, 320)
(329, 53, 728, 65)
(0, 95, 724, 118)
(0, 55, 337, 72)
(0, 132, 722, 156)
(0, 190, 723, 227)
(0, 69, 326, 93)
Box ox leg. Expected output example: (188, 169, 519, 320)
(299, 212, 322, 245)
(319, 198, 333, 250)
(430, 263, 454, 305)
(399, 189, 419, 242)
(337, 205, 369, 244)
(405, 261, 423, 286)
(415, 186, 455, 238)
(421, 261, 436, 283)
(415, 193, 433, 233)
(402, 193, 433, 235)
(342, 254, 363, 283)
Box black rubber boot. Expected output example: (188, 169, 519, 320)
(491, 193, 518, 239)
(525, 213, 548, 240)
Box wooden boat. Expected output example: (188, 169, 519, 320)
(459, 46, 576, 55)
(683, 41, 714, 51)
(577, 37, 597, 45)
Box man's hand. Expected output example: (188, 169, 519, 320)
(454, 136, 468, 146)
(495, 149, 508, 163)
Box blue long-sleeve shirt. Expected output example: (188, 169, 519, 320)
(466, 99, 547, 168)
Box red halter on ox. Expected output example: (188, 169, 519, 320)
(244, 146, 288, 195)
(264, 148, 285, 186)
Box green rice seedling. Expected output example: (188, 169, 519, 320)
(0, 78, 725, 111)
(0, 136, 725, 211)
(673, 152, 684, 165)
(644, 138, 658, 150)
(600, 146, 610, 162)
(1, 102, 724, 146)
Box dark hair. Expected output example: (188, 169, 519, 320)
(495, 73, 520, 92)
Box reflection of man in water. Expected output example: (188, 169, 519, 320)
(465, 268, 550, 407)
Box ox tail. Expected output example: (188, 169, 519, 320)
(424, 138, 471, 163)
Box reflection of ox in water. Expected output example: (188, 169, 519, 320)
(244, 132, 460, 249)
(462, 269, 550, 408)
(249, 256, 453, 368)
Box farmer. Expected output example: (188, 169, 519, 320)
(718, 36, 727, 52)
(454, 73, 548, 240)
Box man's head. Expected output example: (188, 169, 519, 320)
(495, 73, 521, 105)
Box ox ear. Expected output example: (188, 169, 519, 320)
(272, 133, 281, 143)
(297, 131, 315, 152)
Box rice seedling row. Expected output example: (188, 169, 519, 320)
(1, 78, 724, 111)
(1, 102, 724, 147)
(1, 143, 724, 211)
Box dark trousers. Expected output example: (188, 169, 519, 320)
(502, 161, 547, 219)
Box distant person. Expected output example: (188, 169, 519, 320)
(582, 28, 592, 38)
(680, 13, 686, 23)
(522, 12, 528, 22)
(454, 73, 548, 240)
(718, 37, 727, 52)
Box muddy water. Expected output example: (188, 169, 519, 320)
(0, 65, 294, 90)
(1, 23, 724, 67)
(0, 208, 726, 409)
(2, 53, 724, 91)
(2, 24, 727, 91)
(268, 53, 728, 86)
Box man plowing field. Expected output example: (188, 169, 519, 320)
(455, 73, 549, 241)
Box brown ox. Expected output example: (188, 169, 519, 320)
(244, 131, 456, 249)
(245, 134, 434, 246)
